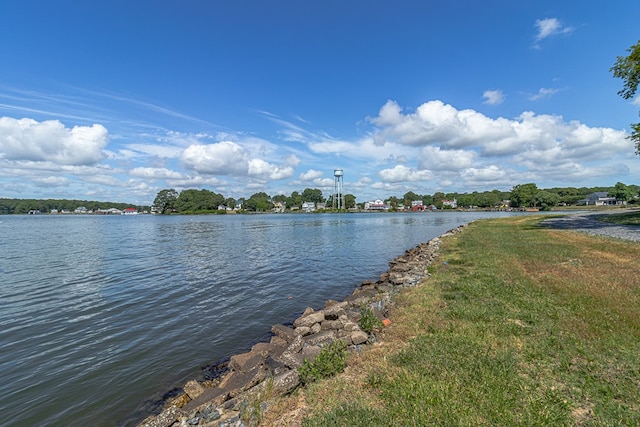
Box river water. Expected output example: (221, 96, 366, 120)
(0, 211, 523, 426)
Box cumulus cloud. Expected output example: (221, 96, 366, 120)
(460, 165, 508, 183)
(300, 169, 324, 180)
(130, 167, 184, 180)
(482, 90, 505, 105)
(32, 176, 70, 187)
(419, 146, 476, 171)
(378, 165, 433, 183)
(369, 100, 629, 164)
(181, 141, 249, 175)
(248, 158, 294, 180)
(370, 100, 516, 148)
(0, 116, 108, 165)
(180, 140, 297, 181)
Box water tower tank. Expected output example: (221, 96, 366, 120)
(334, 169, 343, 177)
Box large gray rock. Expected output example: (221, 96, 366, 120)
(303, 330, 336, 346)
(294, 311, 325, 328)
(138, 406, 182, 427)
(271, 324, 296, 343)
(351, 330, 369, 345)
(183, 380, 205, 400)
(229, 350, 267, 373)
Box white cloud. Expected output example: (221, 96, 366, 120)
(130, 167, 184, 180)
(300, 169, 324, 180)
(370, 99, 516, 149)
(482, 90, 505, 105)
(32, 176, 70, 187)
(419, 146, 476, 171)
(378, 165, 433, 183)
(180, 141, 249, 175)
(0, 116, 108, 165)
(248, 158, 294, 180)
(461, 165, 508, 183)
(534, 17, 574, 42)
(179, 139, 298, 182)
(369, 101, 629, 163)
(529, 87, 560, 101)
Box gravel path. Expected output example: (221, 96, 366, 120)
(541, 210, 640, 242)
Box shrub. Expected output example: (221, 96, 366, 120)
(298, 340, 347, 384)
(359, 303, 384, 333)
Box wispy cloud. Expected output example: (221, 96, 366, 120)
(529, 87, 561, 101)
(533, 17, 574, 49)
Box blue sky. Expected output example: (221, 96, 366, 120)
(1, 1, 639, 205)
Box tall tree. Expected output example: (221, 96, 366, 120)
(244, 192, 273, 212)
(535, 191, 560, 211)
(510, 183, 538, 208)
(344, 194, 356, 209)
(175, 189, 224, 212)
(153, 189, 179, 214)
(301, 188, 325, 204)
(611, 181, 633, 203)
(611, 40, 640, 154)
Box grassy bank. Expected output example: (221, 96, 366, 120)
(263, 215, 640, 426)
(597, 209, 640, 225)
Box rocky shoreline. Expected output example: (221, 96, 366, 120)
(137, 225, 467, 427)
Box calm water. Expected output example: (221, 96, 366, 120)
(0, 211, 521, 426)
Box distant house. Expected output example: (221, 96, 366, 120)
(272, 202, 285, 213)
(74, 206, 88, 214)
(365, 199, 387, 211)
(123, 207, 138, 215)
(302, 202, 315, 213)
(578, 192, 622, 206)
(411, 200, 425, 212)
(442, 199, 457, 209)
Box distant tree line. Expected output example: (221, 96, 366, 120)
(2, 182, 636, 215)
(152, 187, 358, 214)
(151, 182, 639, 215)
(0, 198, 149, 215)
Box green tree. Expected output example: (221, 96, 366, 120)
(244, 192, 273, 212)
(272, 194, 287, 204)
(510, 183, 538, 208)
(344, 194, 356, 209)
(611, 182, 633, 203)
(153, 189, 179, 214)
(287, 191, 303, 209)
(225, 197, 236, 209)
(611, 40, 640, 154)
(387, 196, 400, 209)
(535, 191, 560, 211)
(301, 188, 325, 204)
(175, 189, 225, 213)
(403, 191, 421, 207)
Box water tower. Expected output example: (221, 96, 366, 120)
(333, 169, 344, 210)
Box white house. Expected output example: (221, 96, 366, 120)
(365, 199, 387, 210)
(442, 198, 457, 209)
(579, 192, 622, 206)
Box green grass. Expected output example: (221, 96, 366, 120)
(287, 216, 640, 426)
(597, 209, 640, 225)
